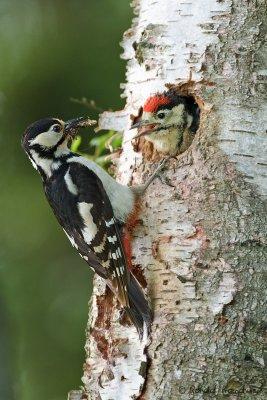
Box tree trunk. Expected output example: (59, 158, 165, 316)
(69, 0, 266, 399)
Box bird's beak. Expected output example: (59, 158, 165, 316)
(64, 117, 97, 138)
(130, 120, 160, 139)
(130, 120, 151, 129)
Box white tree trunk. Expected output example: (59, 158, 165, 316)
(69, 0, 266, 399)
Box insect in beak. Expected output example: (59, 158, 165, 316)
(64, 117, 97, 138)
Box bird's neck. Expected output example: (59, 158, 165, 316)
(145, 126, 182, 154)
(29, 142, 72, 180)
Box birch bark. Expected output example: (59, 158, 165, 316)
(69, 0, 266, 399)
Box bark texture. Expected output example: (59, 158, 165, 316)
(71, 1, 267, 399)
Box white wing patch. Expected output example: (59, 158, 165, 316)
(64, 168, 78, 195)
(78, 202, 98, 244)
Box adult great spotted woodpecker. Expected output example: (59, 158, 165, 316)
(131, 90, 200, 155)
(21, 117, 164, 338)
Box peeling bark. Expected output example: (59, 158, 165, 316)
(70, 1, 266, 399)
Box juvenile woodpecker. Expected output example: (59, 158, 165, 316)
(131, 90, 200, 155)
(21, 117, 162, 338)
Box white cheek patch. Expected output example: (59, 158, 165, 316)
(29, 130, 63, 148)
(166, 104, 185, 125)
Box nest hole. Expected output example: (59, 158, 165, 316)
(132, 87, 201, 161)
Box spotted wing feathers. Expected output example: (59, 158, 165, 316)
(46, 162, 130, 307)
(45, 161, 152, 336)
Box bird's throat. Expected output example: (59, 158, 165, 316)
(145, 127, 182, 154)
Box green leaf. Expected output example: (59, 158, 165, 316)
(71, 130, 122, 171)
(70, 136, 82, 153)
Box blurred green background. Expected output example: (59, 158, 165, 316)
(0, 1, 131, 399)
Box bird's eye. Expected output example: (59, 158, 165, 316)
(157, 112, 166, 119)
(52, 124, 62, 133)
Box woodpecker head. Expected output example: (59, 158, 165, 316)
(22, 117, 96, 178)
(22, 117, 95, 155)
(131, 91, 199, 154)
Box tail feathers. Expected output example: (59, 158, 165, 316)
(125, 273, 153, 339)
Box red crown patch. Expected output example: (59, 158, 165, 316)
(143, 95, 170, 113)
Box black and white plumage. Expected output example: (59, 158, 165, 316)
(21, 117, 152, 337)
